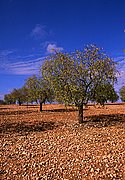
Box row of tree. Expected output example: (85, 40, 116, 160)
(3, 44, 124, 123)
(4, 75, 54, 110)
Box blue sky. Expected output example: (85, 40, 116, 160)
(0, 0, 125, 100)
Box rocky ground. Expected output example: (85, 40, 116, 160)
(0, 104, 125, 179)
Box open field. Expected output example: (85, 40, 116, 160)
(0, 104, 125, 179)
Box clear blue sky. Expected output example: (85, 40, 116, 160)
(0, 0, 125, 99)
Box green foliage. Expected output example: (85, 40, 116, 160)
(4, 87, 28, 105)
(24, 75, 54, 104)
(119, 86, 125, 102)
(42, 44, 117, 106)
(4, 75, 54, 109)
(24, 75, 40, 103)
(11, 88, 26, 105)
(91, 83, 119, 105)
(41, 44, 117, 122)
(4, 93, 16, 104)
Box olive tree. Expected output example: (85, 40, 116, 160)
(11, 88, 26, 106)
(24, 75, 54, 111)
(91, 83, 119, 106)
(24, 75, 39, 104)
(4, 94, 16, 104)
(41, 45, 117, 123)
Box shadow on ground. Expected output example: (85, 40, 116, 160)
(0, 121, 63, 134)
(0, 110, 37, 116)
(42, 108, 78, 112)
(0, 107, 79, 116)
(1, 113, 125, 134)
(85, 114, 125, 127)
(0, 107, 11, 110)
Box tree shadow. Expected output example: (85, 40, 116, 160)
(85, 114, 125, 127)
(0, 108, 78, 116)
(22, 105, 39, 108)
(0, 121, 62, 134)
(0, 107, 11, 110)
(42, 108, 78, 112)
(0, 110, 37, 116)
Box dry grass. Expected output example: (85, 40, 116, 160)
(0, 103, 125, 179)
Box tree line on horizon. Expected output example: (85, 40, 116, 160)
(2, 44, 125, 123)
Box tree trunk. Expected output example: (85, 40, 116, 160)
(78, 104, 84, 123)
(40, 102, 43, 112)
(26, 102, 28, 109)
(19, 101, 21, 106)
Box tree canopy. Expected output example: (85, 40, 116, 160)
(24, 75, 54, 111)
(3, 75, 54, 110)
(4, 93, 16, 104)
(41, 44, 117, 123)
(91, 83, 119, 105)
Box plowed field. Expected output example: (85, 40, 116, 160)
(0, 104, 125, 179)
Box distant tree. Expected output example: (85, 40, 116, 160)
(92, 83, 119, 106)
(4, 93, 16, 104)
(108, 87, 119, 103)
(37, 78, 54, 111)
(11, 88, 26, 106)
(119, 86, 125, 102)
(0, 100, 6, 105)
(41, 45, 117, 123)
(24, 75, 39, 104)
(24, 75, 54, 111)
(21, 86, 30, 105)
